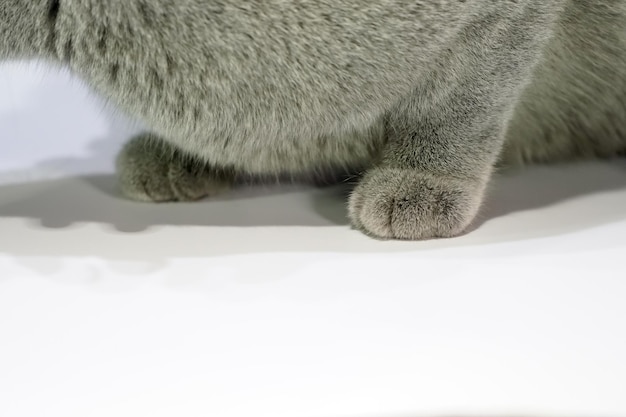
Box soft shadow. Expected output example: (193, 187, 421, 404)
(0, 173, 347, 231)
(2, 160, 626, 261)
(485, 159, 626, 220)
(470, 160, 626, 237)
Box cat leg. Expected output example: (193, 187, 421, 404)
(348, 3, 565, 240)
(116, 133, 234, 202)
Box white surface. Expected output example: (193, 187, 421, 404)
(1, 62, 625, 417)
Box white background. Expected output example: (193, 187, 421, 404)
(1, 61, 625, 417)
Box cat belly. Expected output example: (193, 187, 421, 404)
(168, 120, 387, 175)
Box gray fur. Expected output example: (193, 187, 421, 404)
(1, 0, 625, 239)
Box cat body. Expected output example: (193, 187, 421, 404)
(1, 0, 625, 239)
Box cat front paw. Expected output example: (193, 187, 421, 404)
(348, 168, 485, 240)
(116, 134, 233, 202)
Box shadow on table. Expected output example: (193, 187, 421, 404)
(2, 158, 626, 262)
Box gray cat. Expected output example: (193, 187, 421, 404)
(1, 1, 625, 239)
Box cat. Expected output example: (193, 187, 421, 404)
(1, 1, 625, 240)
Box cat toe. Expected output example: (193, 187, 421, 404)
(348, 168, 484, 240)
